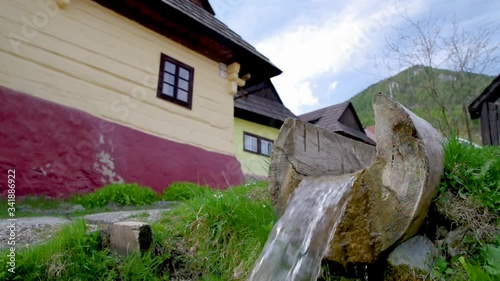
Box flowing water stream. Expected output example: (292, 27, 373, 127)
(247, 174, 357, 281)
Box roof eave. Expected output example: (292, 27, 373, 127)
(91, 0, 282, 83)
(234, 107, 288, 129)
(468, 75, 500, 119)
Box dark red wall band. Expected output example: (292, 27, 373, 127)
(0, 86, 244, 197)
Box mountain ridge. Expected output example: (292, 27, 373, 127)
(349, 66, 496, 143)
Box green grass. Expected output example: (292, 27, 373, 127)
(157, 180, 276, 280)
(161, 182, 211, 201)
(0, 196, 71, 219)
(15, 196, 68, 210)
(2, 140, 498, 280)
(0, 183, 163, 219)
(0, 219, 170, 281)
(440, 137, 500, 214)
(431, 138, 500, 281)
(0, 181, 275, 280)
(71, 183, 159, 209)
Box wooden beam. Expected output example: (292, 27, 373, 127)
(468, 75, 500, 119)
(480, 103, 492, 145)
(489, 103, 499, 145)
(497, 104, 500, 145)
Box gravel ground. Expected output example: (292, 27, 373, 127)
(0, 217, 70, 250)
(0, 205, 175, 250)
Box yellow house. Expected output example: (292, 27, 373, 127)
(0, 0, 281, 196)
(234, 80, 296, 178)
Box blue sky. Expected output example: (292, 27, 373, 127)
(209, 0, 500, 115)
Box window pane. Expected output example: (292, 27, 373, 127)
(162, 84, 174, 97)
(177, 89, 188, 102)
(244, 135, 258, 152)
(178, 78, 189, 91)
(165, 61, 176, 74)
(179, 67, 190, 80)
(164, 73, 175, 85)
(261, 140, 273, 156)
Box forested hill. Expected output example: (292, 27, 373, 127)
(350, 66, 495, 143)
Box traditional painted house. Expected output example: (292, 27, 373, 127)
(299, 101, 376, 146)
(234, 80, 296, 178)
(0, 0, 282, 197)
(468, 74, 500, 145)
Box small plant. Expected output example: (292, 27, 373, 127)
(71, 183, 159, 208)
(457, 244, 500, 280)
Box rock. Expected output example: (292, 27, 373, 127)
(69, 204, 85, 213)
(109, 221, 153, 256)
(387, 235, 438, 273)
(268, 118, 376, 216)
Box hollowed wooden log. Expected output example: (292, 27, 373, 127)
(269, 94, 444, 264)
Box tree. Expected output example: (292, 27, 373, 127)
(376, 12, 499, 141)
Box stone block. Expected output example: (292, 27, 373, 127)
(109, 221, 152, 256)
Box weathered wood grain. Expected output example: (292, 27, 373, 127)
(268, 118, 376, 216)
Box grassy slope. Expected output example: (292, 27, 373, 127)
(0, 141, 498, 280)
(0, 181, 275, 281)
(350, 66, 494, 143)
(431, 138, 500, 281)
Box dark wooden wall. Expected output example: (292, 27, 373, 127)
(480, 102, 500, 145)
(340, 108, 364, 132)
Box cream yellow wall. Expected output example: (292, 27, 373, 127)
(233, 117, 280, 177)
(0, 0, 235, 155)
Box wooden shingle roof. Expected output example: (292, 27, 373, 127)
(92, 0, 282, 84)
(162, 0, 278, 71)
(299, 101, 376, 145)
(234, 81, 296, 128)
(188, 0, 215, 15)
(235, 95, 296, 122)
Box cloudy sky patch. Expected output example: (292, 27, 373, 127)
(211, 0, 500, 114)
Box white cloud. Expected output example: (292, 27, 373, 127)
(255, 0, 428, 114)
(329, 81, 339, 91)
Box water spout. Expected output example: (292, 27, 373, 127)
(247, 173, 357, 281)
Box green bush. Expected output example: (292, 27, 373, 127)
(71, 183, 159, 209)
(161, 182, 211, 201)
